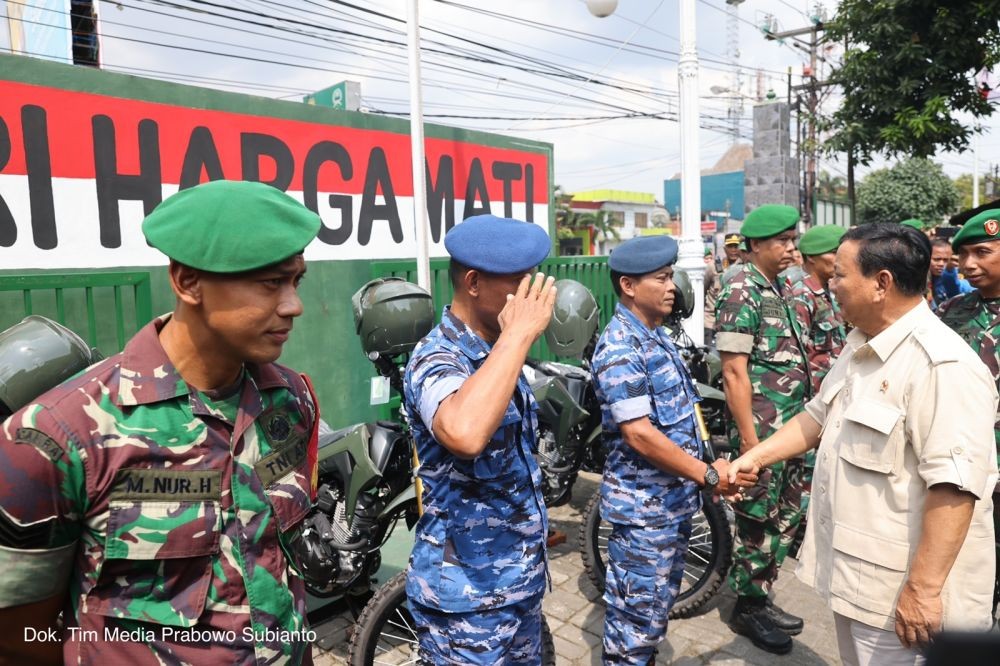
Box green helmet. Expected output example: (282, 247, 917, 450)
(0, 316, 97, 418)
(352, 278, 435, 358)
(672, 269, 694, 320)
(545, 279, 600, 358)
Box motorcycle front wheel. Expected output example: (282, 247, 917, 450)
(347, 570, 557, 665)
(579, 491, 733, 619)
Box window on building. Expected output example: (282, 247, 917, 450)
(634, 212, 648, 228)
(609, 211, 625, 227)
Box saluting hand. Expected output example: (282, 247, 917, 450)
(498, 272, 557, 343)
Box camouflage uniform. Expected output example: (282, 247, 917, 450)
(714, 263, 811, 599)
(592, 303, 703, 664)
(0, 316, 317, 664)
(937, 292, 1000, 613)
(404, 307, 548, 664)
(788, 274, 847, 550)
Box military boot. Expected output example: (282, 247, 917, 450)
(728, 596, 793, 655)
(764, 598, 804, 635)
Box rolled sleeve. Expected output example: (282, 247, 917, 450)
(715, 331, 754, 354)
(803, 393, 827, 429)
(610, 396, 651, 423)
(0, 408, 85, 607)
(911, 361, 999, 499)
(419, 375, 465, 437)
(594, 346, 652, 426)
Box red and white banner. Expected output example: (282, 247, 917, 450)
(0, 80, 551, 268)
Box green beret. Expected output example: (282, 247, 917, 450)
(798, 225, 847, 256)
(740, 204, 799, 239)
(142, 180, 322, 273)
(899, 218, 925, 231)
(952, 209, 1000, 250)
(738, 240, 748, 251)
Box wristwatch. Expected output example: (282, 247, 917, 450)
(703, 465, 720, 490)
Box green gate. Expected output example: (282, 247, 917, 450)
(0, 271, 154, 354)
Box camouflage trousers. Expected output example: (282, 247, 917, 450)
(728, 456, 809, 598)
(603, 519, 694, 665)
(410, 593, 543, 665)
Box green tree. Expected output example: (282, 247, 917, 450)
(825, 1, 1000, 164)
(579, 210, 621, 244)
(856, 158, 959, 225)
(953, 173, 990, 211)
(817, 170, 847, 200)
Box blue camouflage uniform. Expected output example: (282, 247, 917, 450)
(404, 307, 549, 664)
(592, 302, 703, 665)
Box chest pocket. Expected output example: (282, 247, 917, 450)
(756, 298, 800, 365)
(256, 412, 314, 533)
(813, 319, 839, 352)
(840, 399, 904, 474)
(648, 365, 693, 428)
(90, 470, 222, 627)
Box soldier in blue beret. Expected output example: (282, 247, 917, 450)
(593, 235, 753, 663)
(403, 214, 556, 663)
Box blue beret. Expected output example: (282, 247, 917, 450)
(445, 215, 550, 274)
(607, 235, 678, 274)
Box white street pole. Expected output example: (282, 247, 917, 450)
(973, 129, 981, 209)
(677, 0, 705, 345)
(407, 0, 432, 294)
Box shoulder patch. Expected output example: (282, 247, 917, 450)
(912, 325, 961, 365)
(15, 428, 64, 462)
(625, 380, 646, 399)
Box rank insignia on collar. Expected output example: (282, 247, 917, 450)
(879, 379, 889, 393)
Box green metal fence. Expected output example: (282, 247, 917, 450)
(370, 256, 617, 362)
(0, 272, 154, 353)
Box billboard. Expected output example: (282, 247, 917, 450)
(0, 59, 551, 270)
(4, 0, 72, 63)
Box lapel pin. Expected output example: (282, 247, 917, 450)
(879, 379, 889, 393)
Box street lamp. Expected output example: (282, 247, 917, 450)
(406, 0, 432, 295)
(586, 0, 619, 17)
(585, 0, 706, 345)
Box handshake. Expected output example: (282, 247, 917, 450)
(708, 458, 758, 500)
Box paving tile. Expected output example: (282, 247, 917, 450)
(311, 472, 842, 664)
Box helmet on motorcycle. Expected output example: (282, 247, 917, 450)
(672, 269, 694, 320)
(0, 316, 98, 419)
(544, 279, 600, 358)
(353, 278, 435, 358)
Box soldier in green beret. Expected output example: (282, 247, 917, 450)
(786, 225, 848, 558)
(900, 218, 925, 231)
(936, 208, 1000, 619)
(715, 204, 812, 654)
(0, 180, 324, 663)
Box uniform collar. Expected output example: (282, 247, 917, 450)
(803, 274, 826, 294)
(440, 306, 492, 361)
(614, 302, 668, 345)
(848, 301, 931, 363)
(116, 314, 292, 407)
(745, 262, 780, 292)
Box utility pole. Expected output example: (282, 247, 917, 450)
(725, 0, 745, 144)
(763, 7, 826, 226)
